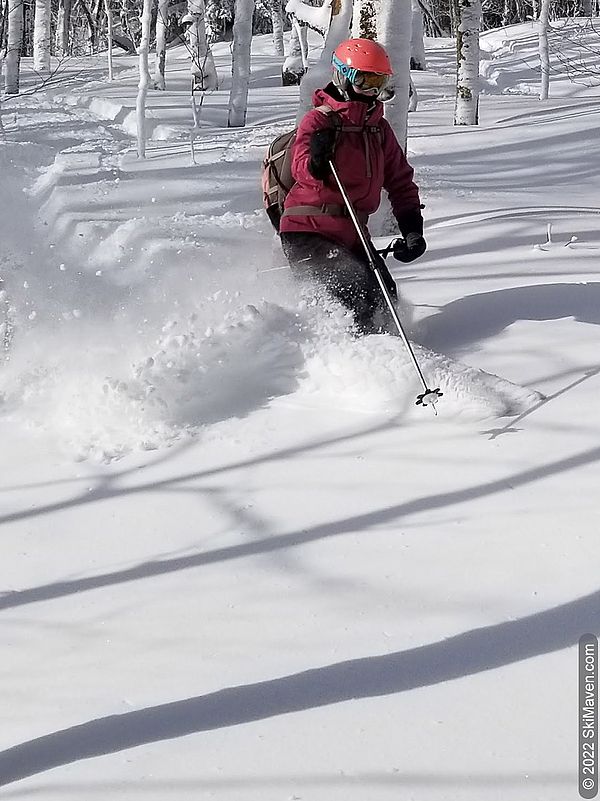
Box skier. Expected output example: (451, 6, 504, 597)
(279, 38, 426, 335)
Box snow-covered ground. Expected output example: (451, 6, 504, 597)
(1, 21, 600, 800)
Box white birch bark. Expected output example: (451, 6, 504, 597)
(136, 0, 153, 158)
(5, 0, 23, 94)
(33, 0, 51, 73)
(368, 0, 413, 234)
(453, 0, 481, 125)
(105, 0, 114, 81)
(378, 0, 413, 149)
(538, 0, 550, 99)
(410, 0, 426, 70)
(288, 0, 354, 120)
(56, 0, 72, 55)
(408, 75, 418, 110)
(271, 0, 284, 55)
(185, 0, 218, 90)
(282, 22, 305, 84)
(154, 0, 169, 88)
(294, 19, 309, 69)
(227, 0, 255, 127)
(351, 0, 377, 38)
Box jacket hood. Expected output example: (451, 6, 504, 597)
(312, 85, 384, 126)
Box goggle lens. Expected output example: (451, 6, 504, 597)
(353, 71, 389, 91)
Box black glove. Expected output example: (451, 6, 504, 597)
(393, 232, 427, 263)
(308, 127, 337, 180)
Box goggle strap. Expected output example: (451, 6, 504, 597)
(332, 53, 359, 84)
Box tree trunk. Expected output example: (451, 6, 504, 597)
(378, 0, 413, 149)
(410, 0, 426, 70)
(77, 0, 98, 53)
(105, 0, 114, 79)
(351, 0, 378, 38)
(119, 0, 133, 44)
(295, 0, 354, 119)
(294, 18, 309, 69)
(56, 0, 72, 55)
(0, 0, 7, 50)
(136, 0, 152, 157)
(186, 0, 218, 90)
(227, 0, 254, 126)
(408, 75, 418, 110)
(271, 0, 284, 56)
(453, 0, 480, 125)
(33, 0, 51, 72)
(5, 0, 23, 94)
(154, 0, 169, 88)
(282, 22, 305, 84)
(538, 0, 550, 99)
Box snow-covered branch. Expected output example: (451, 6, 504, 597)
(285, 0, 332, 36)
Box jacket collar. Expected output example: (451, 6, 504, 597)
(313, 85, 384, 126)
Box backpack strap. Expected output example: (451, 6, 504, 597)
(314, 103, 380, 134)
(313, 103, 381, 178)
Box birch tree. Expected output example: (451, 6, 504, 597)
(4, 0, 23, 94)
(183, 0, 218, 90)
(105, 0, 114, 80)
(378, 0, 413, 148)
(227, 0, 254, 127)
(282, 21, 307, 84)
(56, 0, 72, 55)
(351, 0, 378, 38)
(33, 0, 51, 73)
(453, 0, 481, 125)
(154, 0, 169, 88)
(136, 0, 153, 157)
(271, 0, 284, 55)
(410, 0, 426, 70)
(539, 0, 550, 99)
(286, 0, 354, 119)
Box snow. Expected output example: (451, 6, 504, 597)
(2, 22, 600, 800)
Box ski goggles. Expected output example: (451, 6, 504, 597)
(332, 53, 390, 94)
(353, 71, 390, 92)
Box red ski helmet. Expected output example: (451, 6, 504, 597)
(333, 38, 394, 76)
(332, 38, 393, 99)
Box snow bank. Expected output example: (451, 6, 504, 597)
(480, 19, 600, 96)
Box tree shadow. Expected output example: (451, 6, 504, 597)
(0, 585, 597, 787)
(418, 282, 600, 355)
(3, 442, 600, 610)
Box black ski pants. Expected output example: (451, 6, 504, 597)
(280, 232, 398, 335)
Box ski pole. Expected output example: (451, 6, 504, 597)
(328, 160, 442, 411)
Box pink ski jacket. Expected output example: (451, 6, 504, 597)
(279, 87, 422, 252)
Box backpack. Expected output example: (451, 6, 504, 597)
(261, 105, 339, 232)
